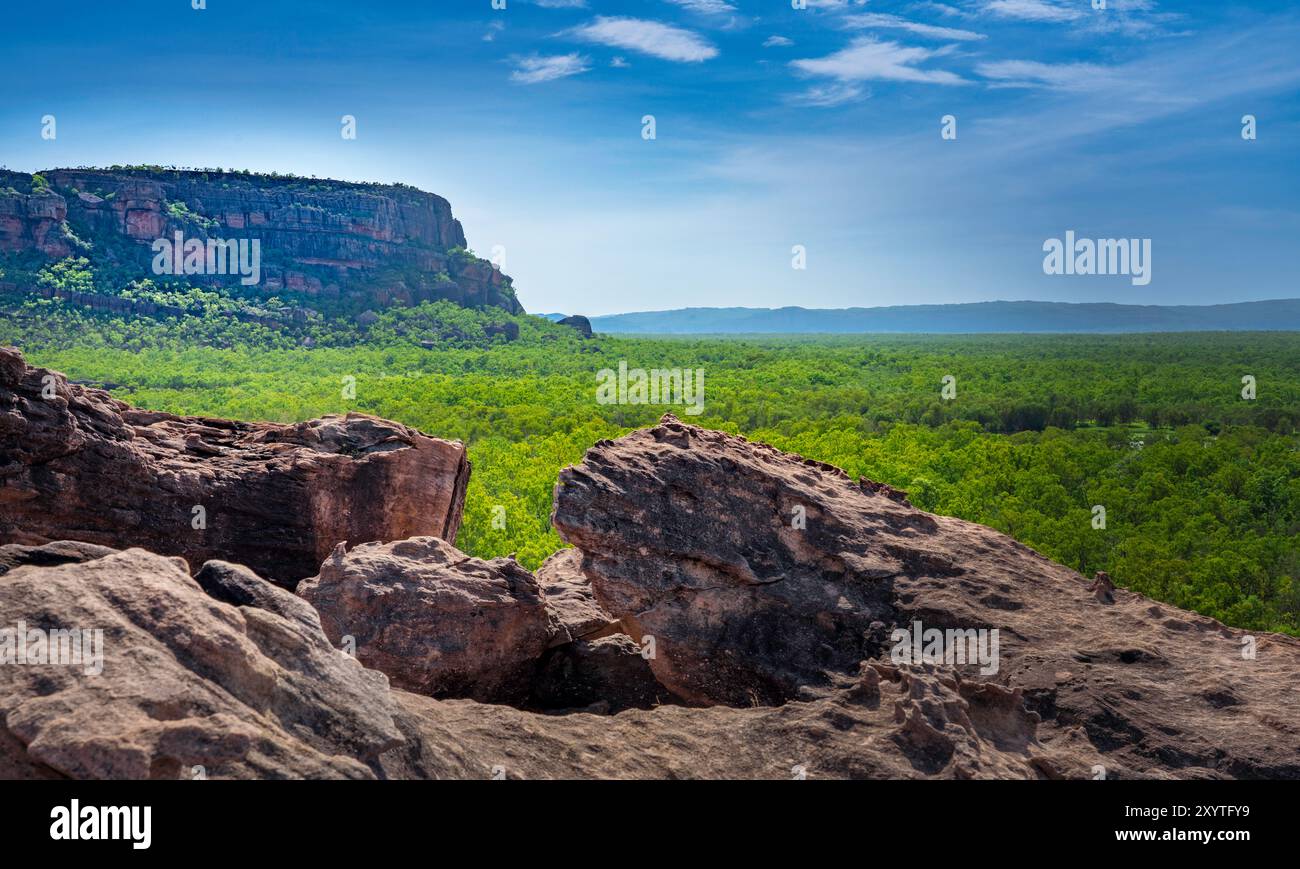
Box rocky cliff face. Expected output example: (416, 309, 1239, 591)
(0, 347, 468, 587)
(0, 187, 70, 258)
(0, 168, 522, 315)
(2, 368, 1297, 779)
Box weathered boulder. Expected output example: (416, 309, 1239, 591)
(552, 414, 1300, 778)
(3, 409, 1297, 780)
(484, 321, 520, 342)
(196, 559, 323, 634)
(297, 537, 553, 703)
(552, 414, 901, 705)
(0, 347, 469, 587)
(0, 549, 404, 779)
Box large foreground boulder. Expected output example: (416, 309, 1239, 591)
(552, 414, 1300, 778)
(298, 537, 554, 703)
(0, 347, 469, 587)
(0, 549, 404, 779)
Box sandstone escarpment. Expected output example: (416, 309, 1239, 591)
(0, 168, 522, 315)
(0, 347, 468, 587)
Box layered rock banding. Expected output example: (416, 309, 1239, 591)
(0, 168, 522, 315)
(0, 347, 468, 587)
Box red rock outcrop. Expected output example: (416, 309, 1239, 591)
(297, 537, 554, 703)
(551, 414, 1300, 778)
(382, 660, 1105, 779)
(537, 547, 622, 643)
(0, 542, 1098, 780)
(0, 189, 71, 257)
(0, 347, 468, 587)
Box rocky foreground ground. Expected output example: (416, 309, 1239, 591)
(2, 346, 1297, 779)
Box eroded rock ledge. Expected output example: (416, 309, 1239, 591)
(0, 346, 468, 587)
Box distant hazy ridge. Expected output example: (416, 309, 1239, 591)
(587, 300, 1300, 334)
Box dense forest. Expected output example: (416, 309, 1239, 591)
(3, 298, 1298, 636)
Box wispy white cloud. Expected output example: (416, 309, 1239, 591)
(979, 0, 1178, 36)
(976, 59, 1115, 90)
(803, 0, 870, 8)
(920, 2, 969, 17)
(529, 0, 588, 8)
(664, 0, 737, 14)
(983, 0, 1082, 23)
(764, 35, 794, 47)
(843, 12, 986, 41)
(797, 82, 869, 106)
(567, 16, 718, 62)
(792, 37, 967, 85)
(510, 53, 591, 84)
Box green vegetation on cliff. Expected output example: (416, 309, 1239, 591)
(0, 167, 522, 327)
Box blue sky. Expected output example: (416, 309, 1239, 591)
(1, 0, 1297, 315)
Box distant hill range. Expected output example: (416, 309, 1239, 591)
(586, 300, 1300, 334)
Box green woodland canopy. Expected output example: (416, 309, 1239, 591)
(3, 298, 1297, 636)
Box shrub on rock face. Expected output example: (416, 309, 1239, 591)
(297, 537, 555, 704)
